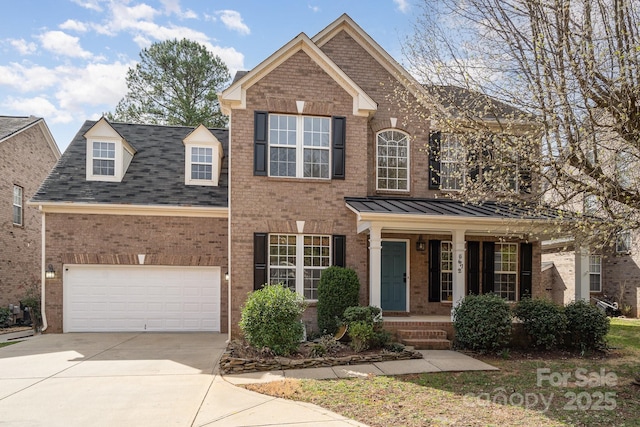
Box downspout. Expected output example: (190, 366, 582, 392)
(40, 207, 48, 332)
(227, 111, 232, 343)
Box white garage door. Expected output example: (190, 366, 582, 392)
(63, 265, 220, 332)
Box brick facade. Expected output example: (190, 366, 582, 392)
(43, 213, 228, 333)
(0, 124, 58, 308)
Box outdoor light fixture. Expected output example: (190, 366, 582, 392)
(45, 264, 56, 279)
(225, 271, 230, 281)
(416, 235, 426, 252)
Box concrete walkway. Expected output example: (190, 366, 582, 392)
(0, 333, 496, 426)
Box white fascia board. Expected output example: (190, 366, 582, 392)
(219, 33, 377, 117)
(30, 202, 228, 218)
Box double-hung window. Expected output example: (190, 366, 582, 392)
(616, 231, 632, 254)
(269, 115, 330, 179)
(589, 255, 602, 292)
(190, 147, 213, 180)
(13, 185, 23, 226)
(269, 234, 331, 300)
(441, 241, 453, 301)
(92, 141, 116, 176)
(494, 243, 517, 301)
(441, 134, 465, 191)
(377, 130, 409, 191)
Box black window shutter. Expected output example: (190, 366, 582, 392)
(332, 235, 346, 267)
(332, 116, 346, 180)
(519, 168, 532, 194)
(429, 131, 441, 189)
(428, 240, 441, 302)
(254, 232, 268, 290)
(482, 241, 495, 294)
(467, 241, 480, 295)
(519, 242, 533, 299)
(254, 111, 268, 176)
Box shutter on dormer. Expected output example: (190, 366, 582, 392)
(254, 111, 268, 176)
(482, 241, 495, 294)
(332, 235, 346, 267)
(332, 116, 346, 180)
(429, 240, 441, 302)
(519, 243, 533, 299)
(254, 232, 268, 290)
(429, 131, 441, 189)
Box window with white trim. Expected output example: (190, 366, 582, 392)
(92, 141, 115, 176)
(615, 149, 633, 188)
(494, 243, 517, 301)
(583, 194, 597, 215)
(377, 130, 409, 191)
(616, 231, 632, 254)
(269, 114, 330, 178)
(269, 234, 331, 300)
(12, 185, 23, 226)
(441, 134, 465, 191)
(589, 255, 602, 292)
(441, 241, 453, 301)
(190, 147, 213, 180)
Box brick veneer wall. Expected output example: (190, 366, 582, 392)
(43, 213, 228, 333)
(0, 124, 58, 308)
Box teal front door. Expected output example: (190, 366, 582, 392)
(381, 241, 407, 311)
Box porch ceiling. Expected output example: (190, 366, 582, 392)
(345, 197, 567, 238)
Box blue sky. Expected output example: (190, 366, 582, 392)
(0, 0, 416, 150)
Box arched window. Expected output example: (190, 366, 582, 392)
(376, 130, 409, 191)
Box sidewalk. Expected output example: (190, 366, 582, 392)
(222, 349, 498, 385)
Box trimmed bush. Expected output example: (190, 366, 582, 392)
(317, 266, 360, 334)
(0, 307, 11, 328)
(343, 305, 390, 351)
(239, 284, 307, 356)
(564, 300, 610, 352)
(513, 298, 567, 350)
(453, 293, 512, 352)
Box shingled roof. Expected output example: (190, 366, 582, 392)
(0, 115, 42, 141)
(31, 121, 228, 208)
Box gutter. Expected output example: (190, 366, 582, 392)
(40, 207, 48, 332)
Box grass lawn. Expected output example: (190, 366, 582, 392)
(246, 318, 640, 426)
(0, 342, 18, 348)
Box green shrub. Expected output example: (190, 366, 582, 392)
(513, 298, 567, 350)
(239, 284, 307, 356)
(21, 291, 42, 330)
(0, 307, 11, 328)
(317, 266, 360, 334)
(343, 305, 390, 351)
(564, 300, 610, 352)
(348, 320, 374, 352)
(453, 293, 512, 352)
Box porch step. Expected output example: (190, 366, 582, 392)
(397, 329, 448, 340)
(397, 329, 451, 350)
(401, 338, 452, 350)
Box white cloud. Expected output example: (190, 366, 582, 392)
(38, 31, 93, 59)
(0, 63, 60, 91)
(71, 0, 104, 12)
(160, 0, 197, 19)
(59, 19, 89, 33)
(3, 96, 74, 124)
(216, 10, 250, 35)
(8, 39, 37, 55)
(55, 61, 132, 110)
(394, 0, 410, 13)
(308, 5, 320, 13)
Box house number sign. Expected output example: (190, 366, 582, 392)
(457, 253, 464, 273)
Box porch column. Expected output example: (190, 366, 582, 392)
(451, 229, 466, 320)
(575, 246, 590, 302)
(369, 225, 382, 308)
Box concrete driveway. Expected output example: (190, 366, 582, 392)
(0, 333, 365, 427)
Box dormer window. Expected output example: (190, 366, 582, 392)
(92, 141, 116, 176)
(183, 124, 223, 186)
(85, 118, 136, 182)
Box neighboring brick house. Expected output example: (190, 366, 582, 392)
(30, 118, 228, 333)
(219, 14, 565, 337)
(0, 116, 60, 310)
